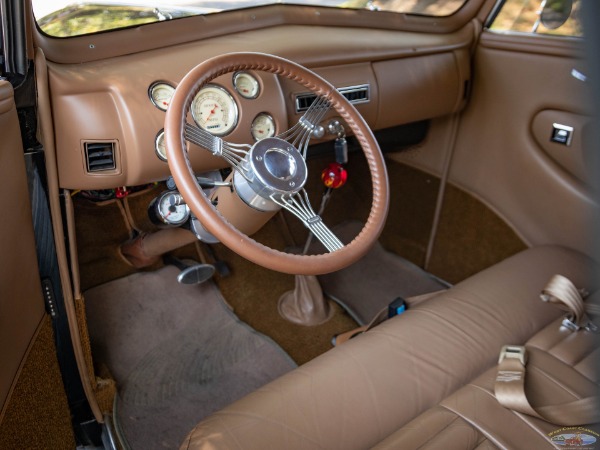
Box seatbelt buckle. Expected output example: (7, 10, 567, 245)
(388, 297, 407, 318)
(498, 345, 527, 366)
(561, 316, 580, 332)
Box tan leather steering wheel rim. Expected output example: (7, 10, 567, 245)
(165, 52, 388, 275)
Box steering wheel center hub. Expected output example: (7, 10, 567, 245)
(264, 148, 298, 180)
(234, 137, 308, 211)
(250, 137, 307, 191)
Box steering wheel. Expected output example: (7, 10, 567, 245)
(165, 52, 388, 275)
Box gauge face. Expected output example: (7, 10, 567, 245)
(191, 85, 238, 136)
(233, 72, 260, 99)
(149, 82, 175, 111)
(251, 113, 276, 141)
(155, 129, 167, 161)
(156, 191, 190, 226)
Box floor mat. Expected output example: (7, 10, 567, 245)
(84, 266, 296, 450)
(317, 221, 450, 325)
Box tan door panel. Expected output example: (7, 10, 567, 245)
(447, 32, 597, 256)
(0, 79, 76, 447)
(531, 109, 592, 184)
(0, 81, 45, 416)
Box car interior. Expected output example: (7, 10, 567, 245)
(1, 0, 599, 448)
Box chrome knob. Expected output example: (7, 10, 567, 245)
(311, 125, 325, 139)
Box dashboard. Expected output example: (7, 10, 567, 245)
(44, 25, 472, 190)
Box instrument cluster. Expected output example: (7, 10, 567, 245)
(148, 72, 276, 162)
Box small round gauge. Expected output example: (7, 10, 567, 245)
(152, 191, 190, 226)
(251, 113, 276, 141)
(233, 72, 260, 99)
(155, 129, 167, 161)
(149, 82, 175, 111)
(191, 85, 238, 136)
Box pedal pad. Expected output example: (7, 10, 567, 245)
(177, 264, 215, 285)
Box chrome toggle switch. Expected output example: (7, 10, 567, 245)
(551, 123, 573, 146)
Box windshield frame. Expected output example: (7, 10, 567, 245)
(32, 1, 472, 39)
(32, 1, 491, 64)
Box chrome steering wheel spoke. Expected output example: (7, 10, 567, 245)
(166, 53, 388, 275)
(277, 95, 331, 158)
(185, 123, 251, 176)
(271, 189, 343, 253)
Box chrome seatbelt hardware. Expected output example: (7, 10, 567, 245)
(496, 345, 526, 384)
(498, 345, 527, 366)
(540, 274, 597, 332)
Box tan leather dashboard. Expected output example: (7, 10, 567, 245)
(46, 24, 473, 190)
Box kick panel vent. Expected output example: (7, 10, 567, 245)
(84, 141, 116, 173)
(295, 84, 370, 113)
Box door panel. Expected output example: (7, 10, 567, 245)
(446, 32, 597, 256)
(0, 80, 45, 411)
(530, 109, 592, 183)
(0, 80, 74, 447)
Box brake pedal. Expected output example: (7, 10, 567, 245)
(163, 254, 215, 285)
(177, 264, 215, 285)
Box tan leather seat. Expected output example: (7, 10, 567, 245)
(373, 311, 600, 449)
(180, 246, 598, 449)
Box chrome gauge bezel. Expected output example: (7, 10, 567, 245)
(148, 82, 176, 112)
(233, 71, 260, 99)
(155, 129, 167, 161)
(251, 113, 276, 141)
(154, 191, 190, 226)
(191, 84, 239, 137)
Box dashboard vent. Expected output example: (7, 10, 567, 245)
(295, 84, 370, 113)
(85, 142, 116, 172)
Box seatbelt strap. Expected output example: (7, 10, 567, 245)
(495, 275, 600, 425)
(540, 274, 597, 332)
(333, 291, 443, 346)
(495, 345, 600, 425)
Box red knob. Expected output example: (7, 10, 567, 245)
(321, 163, 347, 189)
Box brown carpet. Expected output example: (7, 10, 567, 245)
(74, 185, 204, 291)
(316, 221, 449, 325)
(74, 196, 140, 291)
(84, 266, 296, 450)
(73, 155, 526, 370)
(427, 185, 528, 284)
(0, 317, 75, 450)
(212, 216, 359, 366)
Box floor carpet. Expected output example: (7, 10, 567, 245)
(313, 221, 449, 325)
(84, 266, 296, 450)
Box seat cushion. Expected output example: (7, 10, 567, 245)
(181, 246, 596, 450)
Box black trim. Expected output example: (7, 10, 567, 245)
(0, 0, 27, 85)
(484, 0, 507, 29)
(306, 121, 429, 160)
(26, 151, 102, 447)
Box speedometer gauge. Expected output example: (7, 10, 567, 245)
(149, 82, 175, 111)
(191, 85, 238, 136)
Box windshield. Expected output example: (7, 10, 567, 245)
(33, 0, 467, 37)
